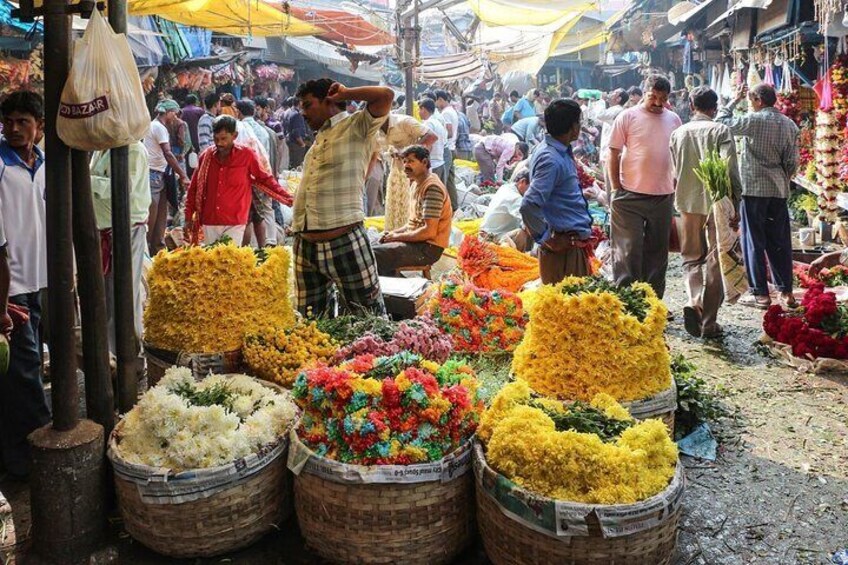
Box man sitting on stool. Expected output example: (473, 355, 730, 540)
(373, 145, 453, 276)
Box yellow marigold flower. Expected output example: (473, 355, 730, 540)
(477, 381, 533, 442)
(589, 393, 633, 422)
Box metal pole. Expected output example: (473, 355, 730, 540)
(403, 0, 419, 116)
(43, 0, 78, 432)
(71, 149, 115, 435)
(108, 0, 139, 412)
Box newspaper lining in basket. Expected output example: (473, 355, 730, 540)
(472, 442, 685, 539)
(760, 335, 848, 374)
(287, 431, 471, 485)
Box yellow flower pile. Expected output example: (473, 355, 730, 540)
(480, 382, 678, 504)
(144, 244, 296, 353)
(512, 277, 671, 402)
(243, 322, 338, 387)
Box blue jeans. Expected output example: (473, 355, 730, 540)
(740, 196, 793, 295)
(0, 292, 50, 475)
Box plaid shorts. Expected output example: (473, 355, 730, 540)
(293, 224, 386, 318)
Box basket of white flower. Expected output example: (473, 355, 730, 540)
(107, 368, 299, 558)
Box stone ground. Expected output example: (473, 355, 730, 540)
(1, 256, 847, 564)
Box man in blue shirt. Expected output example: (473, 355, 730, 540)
(510, 114, 545, 149)
(520, 99, 594, 284)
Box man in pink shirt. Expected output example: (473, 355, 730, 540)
(607, 75, 682, 298)
(473, 135, 528, 183)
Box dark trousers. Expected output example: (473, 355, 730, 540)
(372, 241, 444, 277)
(288, 142, 307, 169)
(443, 148, 458, 210)
(740, 196, 793, 295)
(1, 292, 50, 476)
(540, 246, 591, 285)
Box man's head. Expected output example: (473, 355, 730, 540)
(281, 97, 294, 110)
(255, 96, 269, 118)
(185, 94, 198, 107)
(642, 75, 671, 114)
(421, 91, 436, 101)
(513, 141, 529, 163)
(509, 90, 520, 103)
(749, 84, 777, 111)
(544, 98, 582, 144)
(212, 115, 238, 152)
(400, 145, 431, 179)
(690, 86, 719, 117)
(235, 99, 256, 119)
(0, 91, 44, 150)
(204, 92, 220, 114)
(494, 92, 503, 101)
(611, 88, 628, 107)
(418, 98, 436, 120)
(434, 89, 451, 110)
(627, 86, 643, 105)
(512, 167, 530, 195)
(296, 78, 345, 130)
(155, 99, 180, 125)
(395, 94, 406, 109)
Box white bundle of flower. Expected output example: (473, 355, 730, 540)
(116, 368, 297, 471)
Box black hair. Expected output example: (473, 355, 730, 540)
(544, 98, 582, 137)
(513, 168, 530, 184)
(1, 91, 44, 120)
(751, 84, 777, 107)
(396, 94, 406, 107)
(185, 94, 198, 106)
(236, 99, 256, 117)
(203, 92, 219, 110)
(515, 142, 529, 158)
(400, 144, 430, 167)
(645, 75, 672, 95)
(254, 96, 269, 109)
(627, 86, 643, 97)
(614, 89, 629, 106)
(296, 78, 346, 110)
(419, 98, 436, 114)
(509, 90, 520, 99)
(212, 115, 237, 134)
(690, 86, 718, 112)
(434, 89, 451, 102)
(421, 90, 436, 101)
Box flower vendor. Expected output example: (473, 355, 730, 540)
(372, 145, 453, 277)
(291, 79, 394, 318)
(519, 99, 595, 284)
(184, 115, 293, 246)
(479, 167, 534, 252)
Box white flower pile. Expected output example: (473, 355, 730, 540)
(116, 368, 298, 471)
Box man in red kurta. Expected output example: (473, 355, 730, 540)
(185, 115, 292, 245)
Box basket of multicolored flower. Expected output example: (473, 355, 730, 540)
(512, 276, 677, 430)
(288, 353, 483, 564)
(107, 368, 299, 558)
(143, 241, 296, 385)
(474, 382, 684, 565)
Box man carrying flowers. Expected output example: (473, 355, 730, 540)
(373, 145, 452, 276)
(520, 99, 595, 284)
(184, 115, 293, 245)
(291, 79, 394, 317)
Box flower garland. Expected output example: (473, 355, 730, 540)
(815, 110, 841, 222)
(115, 368, 298, 471)
(458, 235, 540, 293)
(243, 322, 338, 387)
(764, 283, 848, 359)
(512, 276, 671, 402)
(293, 353, 483, 465)
(479, 382, 678, 504)
(144, 244, 295, 353)
(424, 280, 527, 353)
(332, 316, 453, 364)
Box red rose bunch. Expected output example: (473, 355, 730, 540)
(764, 283, 848, 359)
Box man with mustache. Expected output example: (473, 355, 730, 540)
(372, 145, 452, 277)
(607, 74, 682, 299)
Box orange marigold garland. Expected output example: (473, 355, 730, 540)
(458, 235, 540, 293)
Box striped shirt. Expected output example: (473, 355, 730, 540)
(292, 109, 387, 232)
(420, 185, 444, 219)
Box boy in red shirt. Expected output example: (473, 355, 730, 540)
(185, 115, 292, 245)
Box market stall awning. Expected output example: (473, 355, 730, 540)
(128, 0, 321, 37)
(283, 35, 383, 82)
(667, 0, 718, 26)
(466, 0, 593, 27)
(417, 52, 486, 82)
(285, 5, 393, 47)
(708, 0, 773, 28)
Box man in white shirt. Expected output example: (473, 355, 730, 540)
(480, 167, 533, 251)
(596, 89, 628, 198)
(418, 99, 447, 177)
(0, 91, 51, 478)
(434, 90, 459, 209)
(144, 99, 189, 255)
(466, 97, 482, 133)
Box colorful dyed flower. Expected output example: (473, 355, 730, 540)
(458, 235, 540, 293)
(332, 316, 453, 364)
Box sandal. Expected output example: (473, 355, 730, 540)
(683, 306, 703, 338)
(738, 294, 771, 310)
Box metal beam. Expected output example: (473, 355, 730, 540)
(400, 0, 464, 22)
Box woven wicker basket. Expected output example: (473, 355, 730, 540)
(622, 381, 677, 432)
(143, 342, 242, 387)
(474, 443, 685, 565)
(289, 434, 474, 564)
(107, 380, 294, 559)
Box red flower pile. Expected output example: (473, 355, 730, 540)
(794, 263, 848, 288)
(575, 159, 596, 190)
(764, 283, 848, 359)
(798, 126, 814, 170)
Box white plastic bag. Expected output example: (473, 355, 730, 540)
(57, 10, 149, 151)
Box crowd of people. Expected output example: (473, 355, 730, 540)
(0, 68, 803, 480)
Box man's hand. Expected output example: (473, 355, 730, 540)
(326, 82, 347, 103)
(179, 175, 189, 187)
(728, 213, 740, 230)
(809, 251, 842, 277)
(0, 311, 12, 338)
(380, 231, 394, 243)
(184, 219, 194, 234)
(735, 85, 748, 102)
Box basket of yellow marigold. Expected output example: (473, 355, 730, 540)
(474, 381, 685, 565)
(512, 275, 677, 430)
(242, 322, 338, 387)
(143, 242, 296, 385)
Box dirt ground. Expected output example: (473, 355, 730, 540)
(1, 257, 847, 564)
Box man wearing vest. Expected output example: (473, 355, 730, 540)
(0, 91, 51, 479)
(373, 145, 453, 276)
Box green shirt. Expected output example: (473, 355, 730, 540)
(90, 141, 152, 230)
